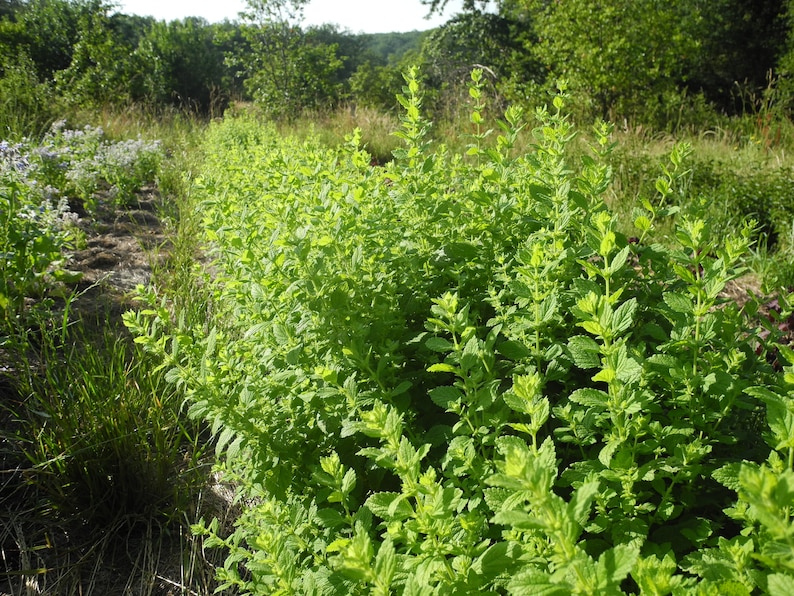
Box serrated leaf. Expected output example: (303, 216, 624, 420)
(460, 335, 481, 371)
(615, 350, 643, 385)
(365, 492, 414, 521)
(634, 215, 652, 232)
(215, 426, 235, 457)
(768, 573, 794, 596)
(599, 440, 620, 467)
(429, 385, 463, 409)
(569, 388, 610, 408)
(426, 337, 453, 353)
(507, 569, 570, 595)
(491, 510, 544, 530)
(226, 436, 243, 460)
(497, 340, 531, 360)
(597, 544, 639, 584)
(612, 298, 638, 335)
(568, 336, 601, 369)
(569, 478, 599, 523)
(316, 508, 346, 529)
(609, 245, 631, 274)
(503, 391, 528, 414)
(778, 345, 794, 367)
(581, 320, 605, 336)
(373, 537, 397, 588)
(341, 469, 357, 495)
(713, 463, 743, 491)
(663, 292, 693, 314)
(476, 541, 523, 577)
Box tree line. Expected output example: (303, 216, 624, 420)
(2, 0, 793, 136)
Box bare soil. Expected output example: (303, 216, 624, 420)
(66, 186, 170, 326)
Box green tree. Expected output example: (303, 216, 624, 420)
(691, 0, 788, 114)
(503, 0, 702, 122)
(0, 0, 106, 79)
(53, 4, 143, 107)
(229, 0, 343, 117)
(426, 0, 789, 123)
(138, 17, 230, 113)
(349, 60, 404, 111)
(419, 10, 539, 110)
(0, 0, 23, 18)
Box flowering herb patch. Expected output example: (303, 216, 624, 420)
(1, 122, 163, 330)
(129, 70, 794, 594)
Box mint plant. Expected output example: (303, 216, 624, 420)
(129, 71, 790, 593)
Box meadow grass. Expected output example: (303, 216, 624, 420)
(0, 104, 225, 594)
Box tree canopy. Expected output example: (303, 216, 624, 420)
(1, 0, 794, 131)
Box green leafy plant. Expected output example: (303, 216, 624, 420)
(0, 141, 77, 333)
(130, 70, 790, 593)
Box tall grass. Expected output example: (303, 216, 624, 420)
(0, 105, 225, 594)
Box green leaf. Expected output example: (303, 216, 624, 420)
(712, 463, 742, 492)
(373, 537, 397, 590)
(428, 363, 458, 374)
(569, 388, 610, 408)
(476, 541, 524, 578)
(498, 340, 531, 360)
(426, 337, 454, 353)
(508, 569, 571, 595)
(634, 215, 652, 232)
(615, 350, 643, 385)
(768, 573, 794, 596)
(608, 246, 632, 274)
(341, 469, 357, 495)
(599, 439, 620, 468)
(365, 492, 413, 521)
(316, 508, 346, 529)
(568, 335, 602, 369)
(746, 386, 794, 450)
(612, 298, 638, 335)
(597, 544, 639, 584)
(569, 478, 599, 523)
(491, 510, 545, 530)
(429, 385, 463, 409)
(663, 291, 693, 314)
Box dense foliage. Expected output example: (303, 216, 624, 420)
(3, 0, 794, 130)
(0, 120, 161, 334)
(125, 70, 794, 593)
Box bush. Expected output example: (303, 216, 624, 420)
(130, 70, 794, 593)
(0, 51, 57, 139)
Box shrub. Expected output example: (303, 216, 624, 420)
(129, 70, 792, 593)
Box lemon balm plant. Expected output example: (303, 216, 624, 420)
(129, 69, 791, 593)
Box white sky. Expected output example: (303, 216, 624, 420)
(113, 0, 466, 33)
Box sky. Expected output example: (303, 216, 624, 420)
(113, 1, 466, 34)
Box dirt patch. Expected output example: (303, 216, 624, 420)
(64, 187, 171, 326)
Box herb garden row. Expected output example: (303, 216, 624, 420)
(5, 68, 794, 594)
(122, 71, 794, 594)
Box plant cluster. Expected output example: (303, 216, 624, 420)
(0, 137, 77, 328)
(0, 118, 214, 593)
(610, 141, 794, 289)
(130, 70, 794, 593)
(38, 120, 164, 211)
(1, 121, 162, 333)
